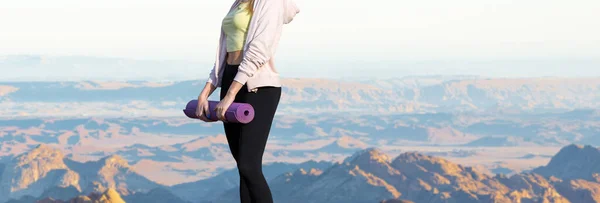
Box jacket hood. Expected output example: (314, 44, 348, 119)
(283, 0, 300, 24)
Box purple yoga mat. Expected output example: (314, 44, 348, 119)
(183, 100, 255, 124)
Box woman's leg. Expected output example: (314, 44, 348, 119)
(220, 64, 252, 203)
(236, 86, 281, 203)
(222, 122, 252, 203)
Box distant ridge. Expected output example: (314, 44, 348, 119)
(3, 77, 600, 115)
(533, 144, 600, 180)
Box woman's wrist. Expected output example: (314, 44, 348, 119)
(198, 82, 216, 100)
(224, 92, 236, 100)
(225, 81, 243, 98)
(198, 93, 208, 100)
(198, 89, 211, 100)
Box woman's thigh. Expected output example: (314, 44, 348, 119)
(240, 87, 281, 136)
(235, 87, 281, 163)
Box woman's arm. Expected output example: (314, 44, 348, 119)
(231, 0, 284, 86)
(198, 82, 217, 100)
(202, 60, 220, 99)
(223, 81, 243, 99)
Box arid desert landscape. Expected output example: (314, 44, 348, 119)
(1, 73, 600, 202)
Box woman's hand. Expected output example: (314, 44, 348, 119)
(215, 80, 243, 122)
(195, 82, 217, 122)
(215, 94, 235, 122)
(196, 98, 215, 122)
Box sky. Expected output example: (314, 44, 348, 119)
(1, 0, 599, 79)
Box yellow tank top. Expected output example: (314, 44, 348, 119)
(222, 2, 253, 52)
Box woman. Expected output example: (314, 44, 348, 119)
(195, 0, 299, 202)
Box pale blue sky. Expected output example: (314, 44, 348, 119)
(1, 0, 599, 79)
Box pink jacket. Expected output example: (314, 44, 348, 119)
(207, 0, 300, 92)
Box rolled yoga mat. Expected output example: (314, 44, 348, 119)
(183, 100, 255, 124)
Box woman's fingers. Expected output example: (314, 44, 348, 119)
(214, 107, 219, 120)
(195, 100, 214, 122)
(196, 102, 202, 117)
(219, 108, 224, 121)
(215, 107, 226, 121)
(197, 107, 206, 121)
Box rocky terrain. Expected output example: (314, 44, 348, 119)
(2, 144, 600, 202)
(7, 188, 126, 203)
(260, 144, 600, 203)
(0, 144, 161, 203)
(1, 77, 599, 202)
(1, 109, 598, 185)
(1, 107, 598, 183)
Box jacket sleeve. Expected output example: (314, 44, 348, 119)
(284, 0, 300, 24)
(207, 62, 219, 87)
(207, 30, 227, 87)
(233, 0, 284, 85)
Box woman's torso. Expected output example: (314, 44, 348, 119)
(210, 0, 295, 92)
(222, 1, 252, 65)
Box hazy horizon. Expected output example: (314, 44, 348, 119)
(1, 0, 599, 81)
(1, 54, 599, 81)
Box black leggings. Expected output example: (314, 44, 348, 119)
(220, 63, 281, 203)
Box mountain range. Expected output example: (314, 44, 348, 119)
(1, 109, 599, 185)
(0, 144, 161, 203)
(2, 76, 600, 202)
(2, 77, 600, 117)
(3, 144, 600, 202)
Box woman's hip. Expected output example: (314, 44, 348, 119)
(220, 64, 281, 103)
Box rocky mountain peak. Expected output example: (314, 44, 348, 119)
(99, 154, 130, 169)
(102, 188, 126, 203)
(558, 144, 597, 156)
(533, 144, 600, 180)
(393, 151, 429, 162)
(293, 168, 323, 177)
(14, 144, 65, 165)
(391, 152, 465, 175)
(343, 147, 391, 165)
(28, 188, 126, 203)
(0, 144, 79, 202)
